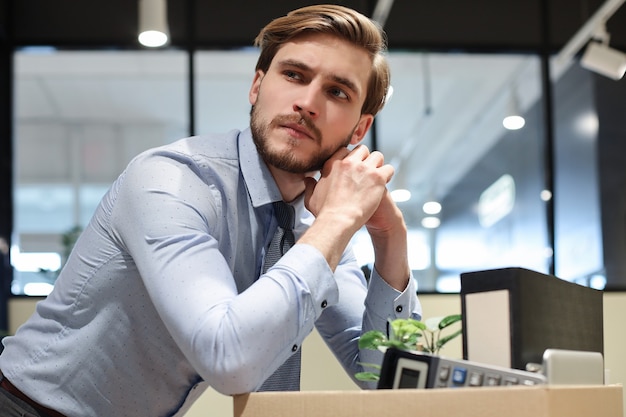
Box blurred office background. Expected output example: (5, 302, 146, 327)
(1, 0, 625, 300)
(3, 1, 626, 414)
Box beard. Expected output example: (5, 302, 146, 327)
(250, 104, 354, 174)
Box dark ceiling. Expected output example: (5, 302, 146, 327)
(1, 0, 625, 51)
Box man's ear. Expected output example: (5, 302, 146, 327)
(349, 114, 375, 145)
(249, 70, 265, 105)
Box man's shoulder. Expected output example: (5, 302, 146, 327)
(120, 129, 247, 182)
(165, 129, 243, 160)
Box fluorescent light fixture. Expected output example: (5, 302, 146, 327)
(478, 174, 515, 227)
(11, 250, 61, 272)
(24, 282, 55, 297)
(581, 41, 626, 80)
(138, 0, 170, 48)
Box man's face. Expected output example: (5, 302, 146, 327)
(249, 33, 374, 173)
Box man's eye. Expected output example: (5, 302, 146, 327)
(284, 70, 301, 80)
(330, 87, 348, 100)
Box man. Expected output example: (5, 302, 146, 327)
(0, 4, 421, 416)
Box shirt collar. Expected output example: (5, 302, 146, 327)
(239, 128, 283, 208)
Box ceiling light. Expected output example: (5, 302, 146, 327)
(503, 115, 525, 130)
(422, 201, 442, 215)
(502, 88, 525, 130)
(540, 189, 552, 201)
(391, 188, 411, 202)
(581, 41, 626, 80)
(138, 0, 170, 48)
(421, 217, 440, 229)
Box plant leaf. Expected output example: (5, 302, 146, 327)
(399, 332, 420, 347)
(438, 314, 462, 330)
(384, 339, 414, 350)
(390, 318, 425, 342)
(436, 328, 463, 349)
(357, 362, 382, 371)
(355, 371, 380, 382)
(358, 330, 387, 350)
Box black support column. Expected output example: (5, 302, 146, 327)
(0, 0, 13, 333)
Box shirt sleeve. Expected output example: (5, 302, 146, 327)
(314, 247, 422, 389)
(109, 150, 342, 394)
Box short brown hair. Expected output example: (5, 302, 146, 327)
(254, 4, 390, 116)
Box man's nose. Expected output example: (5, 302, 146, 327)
(293, 85, 321, 117)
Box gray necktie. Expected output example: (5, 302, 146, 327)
(259, 201, 301, 391)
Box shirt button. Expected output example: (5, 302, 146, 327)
(395, 305, 403, 313)
(292, 344, 298, 352)
(321, 300, 327, 308)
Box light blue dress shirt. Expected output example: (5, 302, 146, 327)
(0, 128, 421, 417)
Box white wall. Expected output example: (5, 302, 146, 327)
(7, 293, 625, 417)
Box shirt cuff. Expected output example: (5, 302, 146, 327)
(365, 267, 422, 322)
(277, 243, 339, 319)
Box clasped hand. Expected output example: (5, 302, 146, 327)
(304, 144, 397, 236)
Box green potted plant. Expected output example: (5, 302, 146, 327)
(356, 314, 462, 382)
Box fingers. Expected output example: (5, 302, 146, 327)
(349, 145, 394, 182)
(378, 162, 395, 184)
(326, 144, 379, 165)
(303, 176, 318, 215)
(319, 146, 351, 177)
(321, 145, 394, 184)
(349, 144, 370, 161)
(349, 145, 383, 166)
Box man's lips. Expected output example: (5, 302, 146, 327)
(282, 122, 314, 139)
(272, 114, 322, 142)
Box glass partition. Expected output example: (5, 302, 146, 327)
(364, 53, 548, 292)
(552, 64, 604, 288)
(13, 47, 605, 295)
(12, 49, 188, 295)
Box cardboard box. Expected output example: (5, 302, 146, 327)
(234, 385, 623, 417)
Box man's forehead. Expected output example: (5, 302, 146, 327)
(271, 34, 371, 92)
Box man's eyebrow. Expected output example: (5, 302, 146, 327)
(278, 58, 310, 72)
(278, 59, 361, 96)
(330, 74, 360, 97)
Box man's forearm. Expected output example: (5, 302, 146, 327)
(369, 221, 411, 291)
(297, 211, 359, 272)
